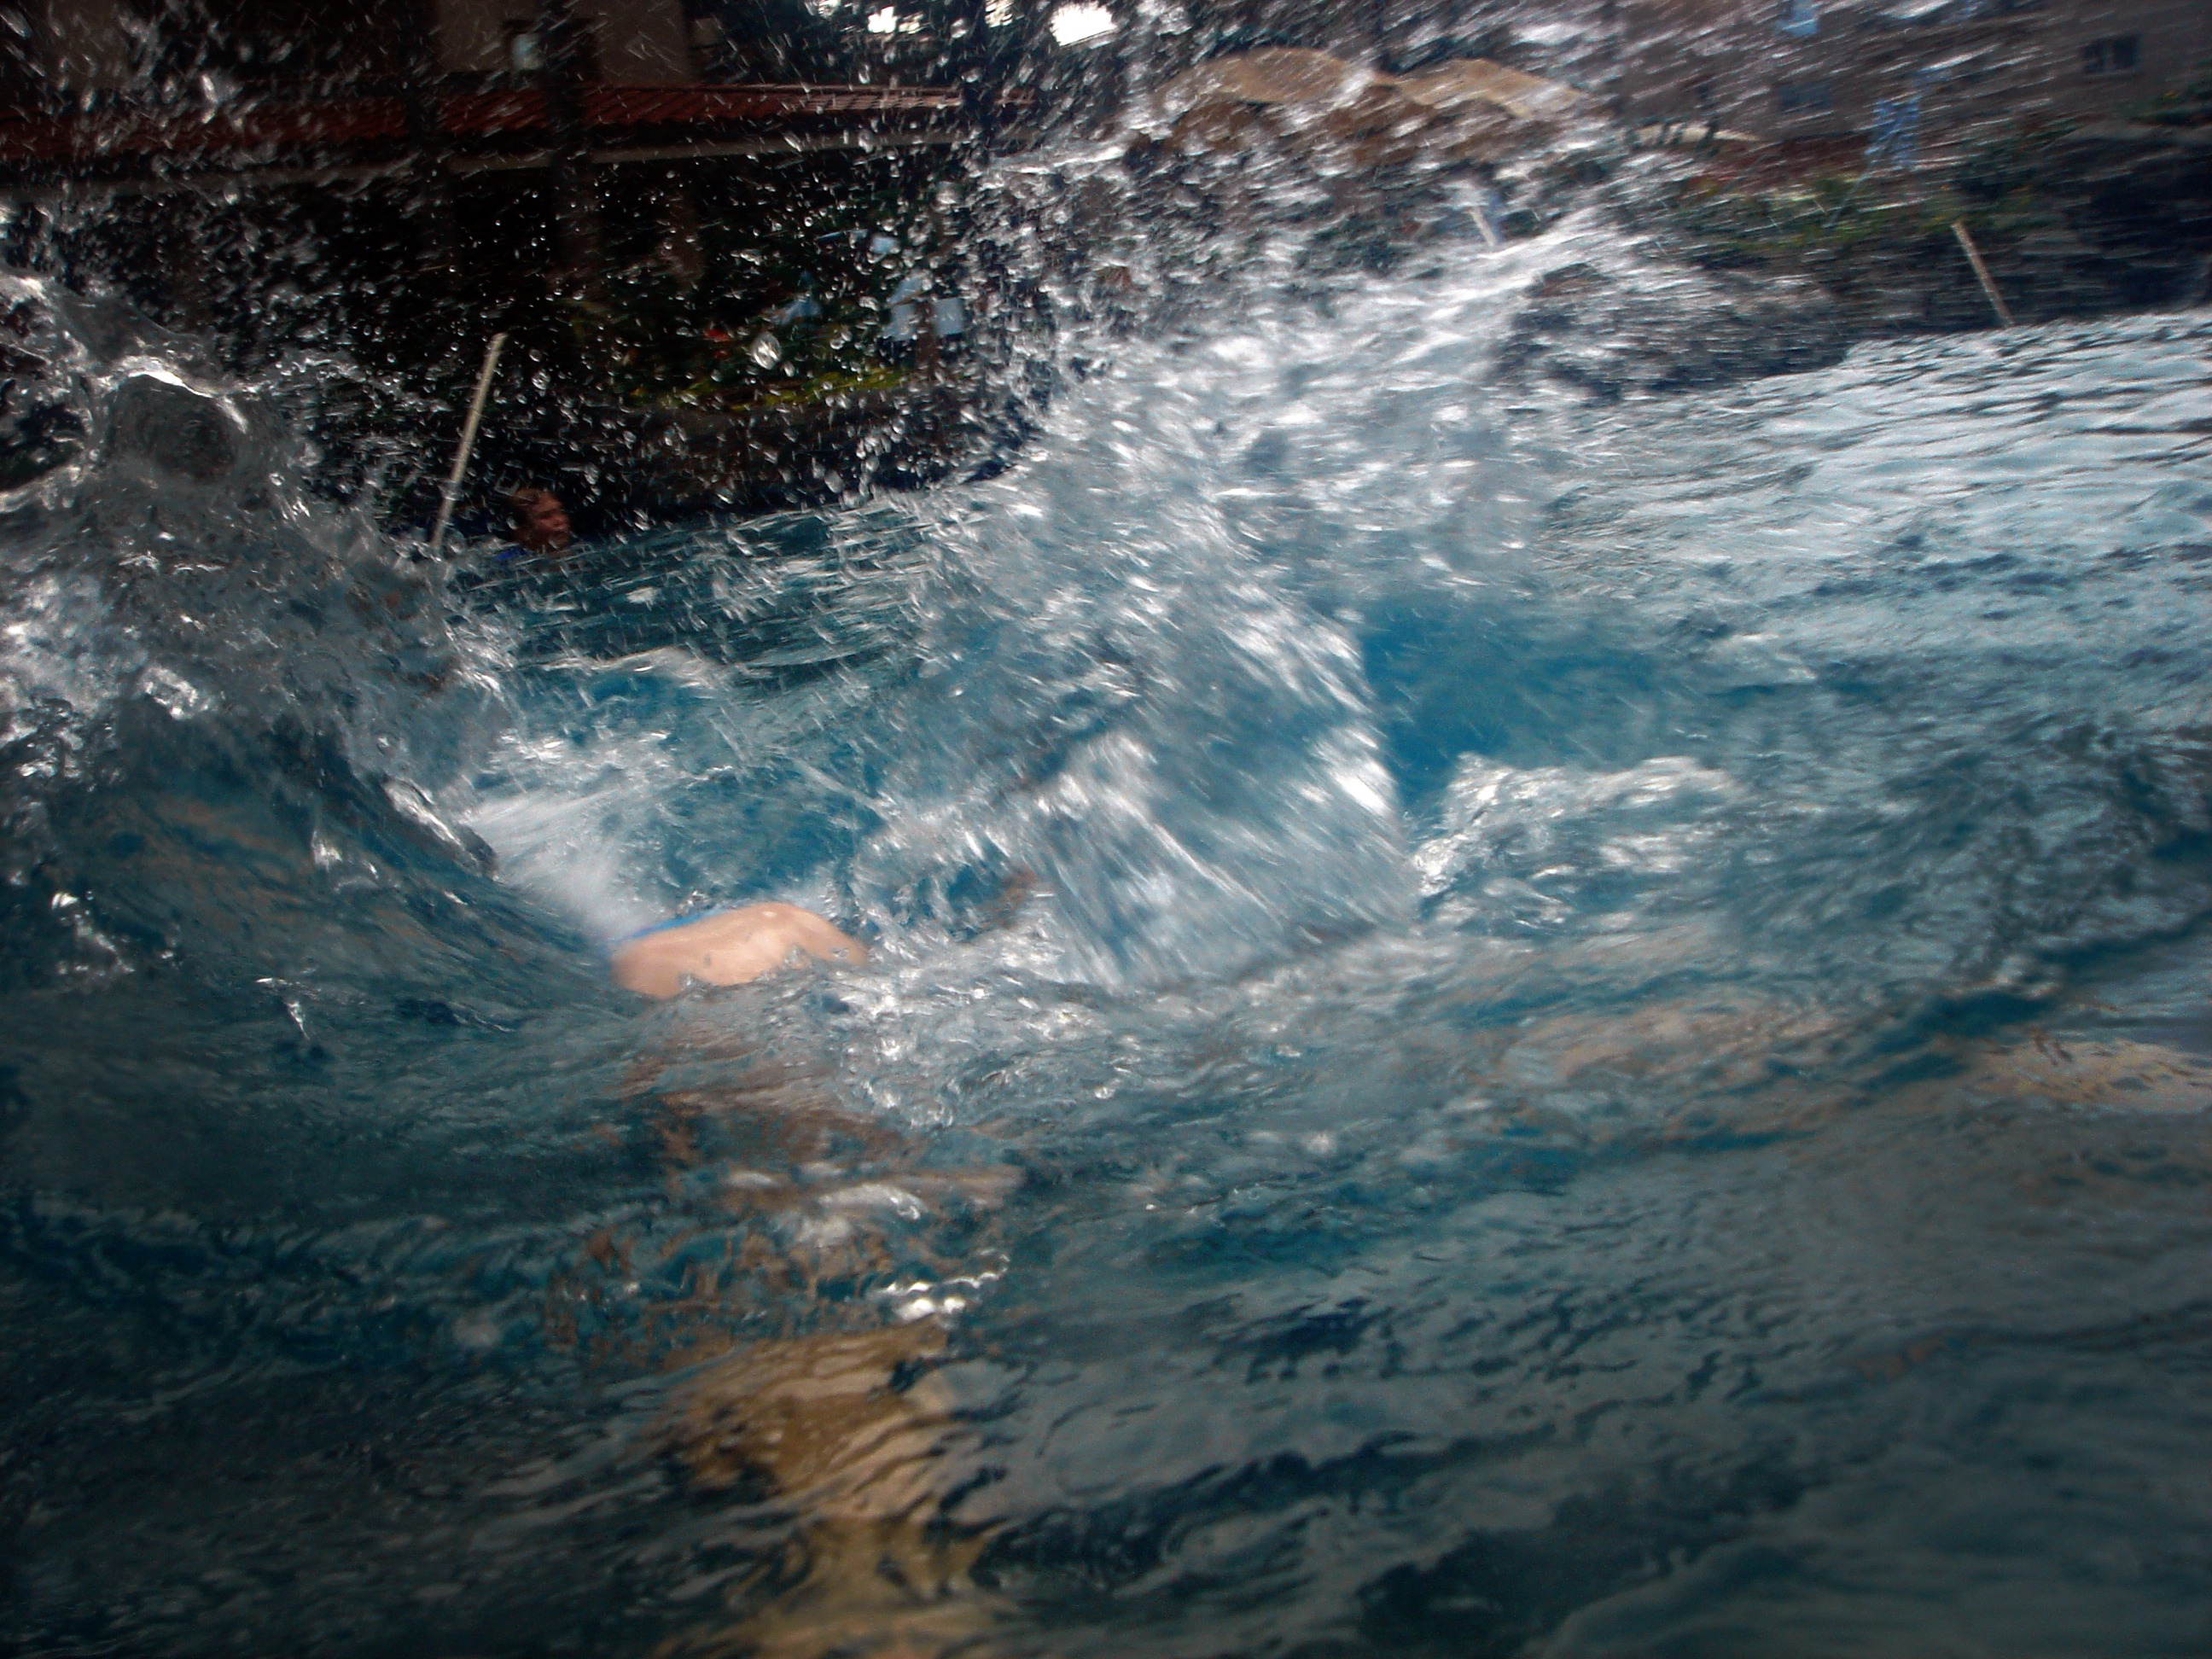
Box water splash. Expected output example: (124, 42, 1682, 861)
(5, 172, 2212, 1659)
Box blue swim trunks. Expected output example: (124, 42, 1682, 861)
(614, 907, 733, 948)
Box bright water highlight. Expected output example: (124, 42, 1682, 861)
(5, 231, 2212, 1656)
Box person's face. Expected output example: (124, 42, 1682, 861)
(516, 497, 573, 555)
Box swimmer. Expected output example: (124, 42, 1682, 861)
(610, 902, 865, 998)
(504, 485, 573, 560)
(600, 902, 1011, 1655)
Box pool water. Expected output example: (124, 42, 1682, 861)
(4, 224, 2212, 1657)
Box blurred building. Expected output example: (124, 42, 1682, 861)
(0, 0, 676, 96)
(0, 0, 1026, 102)
(0, 0, 1034, 407)
(0, 0, 1032, 215)
(433, 0, 696, 83)
(1613, 0, 2210, 142)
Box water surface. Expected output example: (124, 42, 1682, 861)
(5, 246, 2212, 1656)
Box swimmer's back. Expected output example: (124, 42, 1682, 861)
(610, 903, 865, 999)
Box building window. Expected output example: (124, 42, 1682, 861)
(1869, 93, 1921, 165)
(2081, 35, 2139, 74)
(1775, 79, 1834, 113)
(504, 23, 543, 73)
(1048, 2, 1118, 44)
(504, 20, 600, 78)
(1777, 0, 1819, 37)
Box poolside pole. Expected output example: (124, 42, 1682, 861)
(1950, 221, 2016, 329)
(429, 331, 508, 555)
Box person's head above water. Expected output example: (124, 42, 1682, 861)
(506, 486, 573, 556)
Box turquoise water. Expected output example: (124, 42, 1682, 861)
(4, 244, 2212, 1656)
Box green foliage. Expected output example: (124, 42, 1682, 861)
(1666, 131, 2071, 274)
(574, 162, 958, 414)
(2124, 62, 2212, 128)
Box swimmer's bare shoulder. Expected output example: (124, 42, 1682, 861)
(611, 904, 865, 999)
